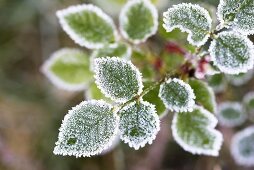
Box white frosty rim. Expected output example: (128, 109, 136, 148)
(41, 48, 91, 91)
(243, 91, 254, 108)
(159, 78, 196, 112)
(217, 0, 254, 35)
(56, 4, 118, 49)
(89, 43, 132, 71)
(94, 57, 143, 103)
(118, 100, 160, 150)
(119, 0, 159, 44)
(163, 3, 212, 47)
(172, 105, 223, 156)
(217, 102, 247, 127)
(209, 31, 254, 74)
(53, 100, 120, 157)
(231, 126, 254, 166)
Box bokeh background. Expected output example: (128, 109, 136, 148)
(1, 0, 254, 170)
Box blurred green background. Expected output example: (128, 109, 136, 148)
(0, 0, 253, 170)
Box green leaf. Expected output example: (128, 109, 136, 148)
(41, 48, 93, 91)
(226, 70, 253, 86)
(231, 126, 254, 166)
(189, 79, 216, 113)
(56, 4, 117, 49)
(159, 78, 195, 112)
(118, 100, 160, 149)
(119, 0, 158, 44)
(217, 0, 254, 35)
(53, 100, 119, 157)
(90, 43, 131, 69)
(143, 81, 167, 118)
(217, 102, 247, 127)
(172, 106, 223, 156)
(243, 91, 254, 114)
(94, 57, 143, 103)
(163, 3, 212, 46)
(207, 73, 227, 93)
(85, 82, 109, 101)
(209, 31, 254, 74)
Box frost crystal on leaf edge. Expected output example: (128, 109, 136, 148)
(53, 100, 120, 157)
(56, 4, 118, 49)
(159, 78, 196, 112)
(172, 105, 223, 156)
(163, 3, 212, 47)
(119, 0, 158, 44)
(41, 48, 90, 91)
(94, 57, 143, 103)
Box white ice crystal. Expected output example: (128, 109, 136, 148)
(56, 4, 118, 49)
(53, 100, 119, 157)
(94, 57, 143, 103)
(172, 105, 223, 156)
(217, 0, 254, 35)
(159, 78, 196, 112)
(209, 31, 254, 74)
(231, 126, 254, 166)
(163, 3, 212, 47)
(217, 102, 247, 127)
(118, 100, 160, 150)
(119, 0, 158, 44)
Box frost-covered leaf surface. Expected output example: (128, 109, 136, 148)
(172, 106, 223, 156)
(120, 0, 158, 44)
(118, 100, 160, 149)
(41, 48, 93, 91)
(207, 73, 227, 93)
(57, 4, 117, 49)
(163, 3, 212, 46)
(189, 79, 216, 113)
(90, 43, 131, 69)
(217, 0, 254, 35)
(217, 102, 247, 127)
(53, 100, 119, 157)
(243, 91, 254, 114)
(159, 78, 195, 112)
(209, 32, 254, 74)
(226, 70, 253, 86)
(94, 57, 143, 103)
(231, 126, 254, 166)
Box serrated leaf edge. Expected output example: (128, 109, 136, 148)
(53, 100, 120, 157)
(163, 3, 212, 47)
(209, 31, 254, 74)
(159, 78, 196, 112)
(41, 48, 90, 91)
(231, 126, 254, 166)
(119, 0, 158, 44)
(119, 100, 160, 150)
(56, 4, 118, 49)
(172, 105, 223, 156)
(94, 57, 143, 103)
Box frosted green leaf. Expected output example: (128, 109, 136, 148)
(56, 4, 117, 49)
(226, 70, 253, 86)
(118, 100, 160, 150)
(159, 78, 195, 112)
(207, 73, 227, 93)
(90, 43, 132, 69)
(53, 100, 119, 157)
(94, 57, 143, 103)
(119, 0, 158, 44)
(217, 102, 247, 127)
(143, 81, 167, 118)
(243, 91, 254, 114)
(209, 32, 254, 74)
(189, 79, 216, 113)
(41, 48, 93, 91)
(217, 0, 254, 35)
(231, 126, 254, 166)
(172, 106, 223, 156)
(163, 3, 212, 47)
